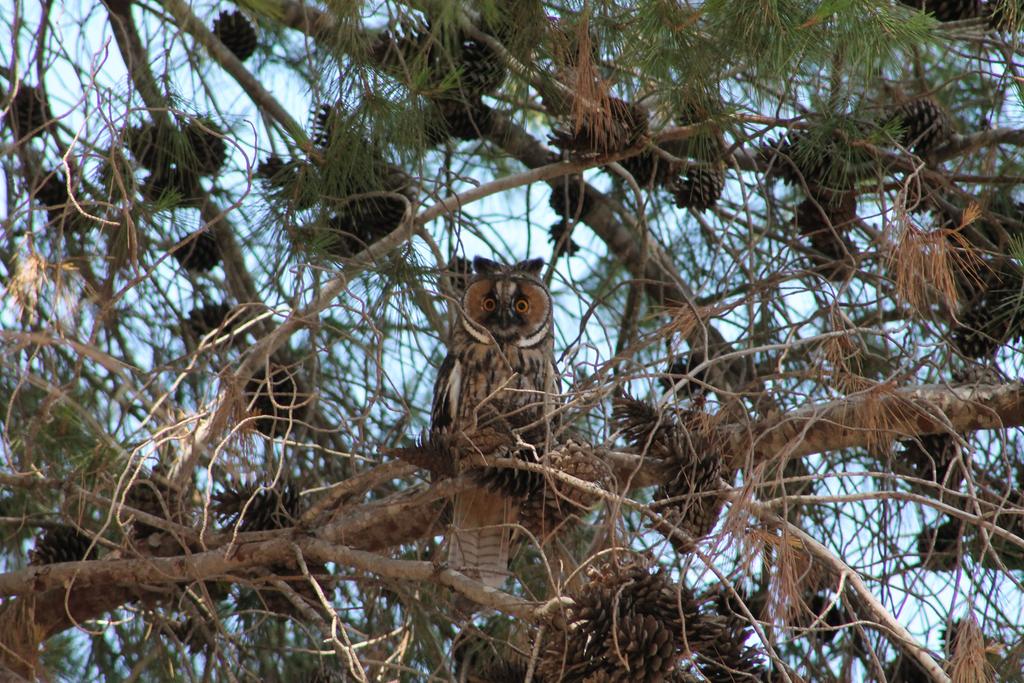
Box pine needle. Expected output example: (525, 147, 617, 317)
(949, 615, 995, 683)
(890, 210, 982, 315)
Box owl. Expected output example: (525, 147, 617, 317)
(431, 256, 559, 588)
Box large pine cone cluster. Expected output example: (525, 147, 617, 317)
(761, 120, 870, 278)
(693, 610, 768, 682)
(29, 524, 95, 565)
(550, 97, 649, 156)
(538, 559, 767, 682)
(619, 147, 680, 189)
(613, 398, 725, 549)
(611, 105, 727, 211)
(326, 166, 416, 257)
(538, 558, 692, 682)
(472, 444, 543, 499)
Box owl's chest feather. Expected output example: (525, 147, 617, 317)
(456, 342, 546, 410)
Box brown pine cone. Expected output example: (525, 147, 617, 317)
(613, 397, 725, 549)
(898, 0, 980, 22)
(519, 441, 611, 543)
(538, 557, 692, 682)
(29, 525, 95, 565)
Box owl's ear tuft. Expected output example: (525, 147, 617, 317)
(472, 256, 502, 274)
(514, 257, 545, 276)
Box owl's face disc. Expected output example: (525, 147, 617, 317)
(463, 276, 551, 345)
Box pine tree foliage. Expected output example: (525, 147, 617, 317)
(4, 0, 1024, 680)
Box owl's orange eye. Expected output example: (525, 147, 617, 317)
(514, 297, 530, 314)
(482, 297, 496, 312)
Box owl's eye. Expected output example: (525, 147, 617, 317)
(481, 297, 497, 312)
(514, 297, 530, 314)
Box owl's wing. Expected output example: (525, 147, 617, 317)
(430, 353, 460, 433)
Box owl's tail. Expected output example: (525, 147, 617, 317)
(449, 489, 513, 589)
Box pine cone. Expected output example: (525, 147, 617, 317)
(142, 165, 202, 202)
(184, 118, 228, 176)
(619, 149, 680, 188)
(549, 98, 648, 156)
(760, 132, 833, 190)
(886, 655, 931, 683)
(33, 170, 69, 210)
(549, 175, 593, 220)
(548, 220, 582, 259)
(519, 441, 610, 542)
(172, 229, 221, 272)
(694, 612, 768, 683)
(33, 170, 82, 231)
(310, 103, 338, 148)
(244, 363, 307, 437)
(658, 351, 707, 398)
(761, 123, 873, 195)
(6, 84, 52, 140)
(807, 592, 845, 644)
(917, 518, 961, 571)
(887, 97, 955, 156)
(184, 302, 237, 344)
(539, 558, 692, 682)
(129, 117, 227, 179)
(126, 123, 167, 170)
(671, 163, 725, 212)
(212, 10, 258, 62)
(472, 448, 543, 498)
(951, 263, 1024, 358)
(124, 465, 185, 548)
(374, 21, 506, 100)
(985, 0, 1023, 30)
(453, 633, 529, 683)
(453, 35, 506, 98)
(897, 433, 961, 487)
(613, 397, 724, 549)
(29, 525, 95, 565)
(429, 98, 495, 142)
(794, 193, 858, 281)
(256, 154, 292, 186)
(212, 479, 300, 532)
(324, 166, 415, 256)
(898, 0, 980, 21)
